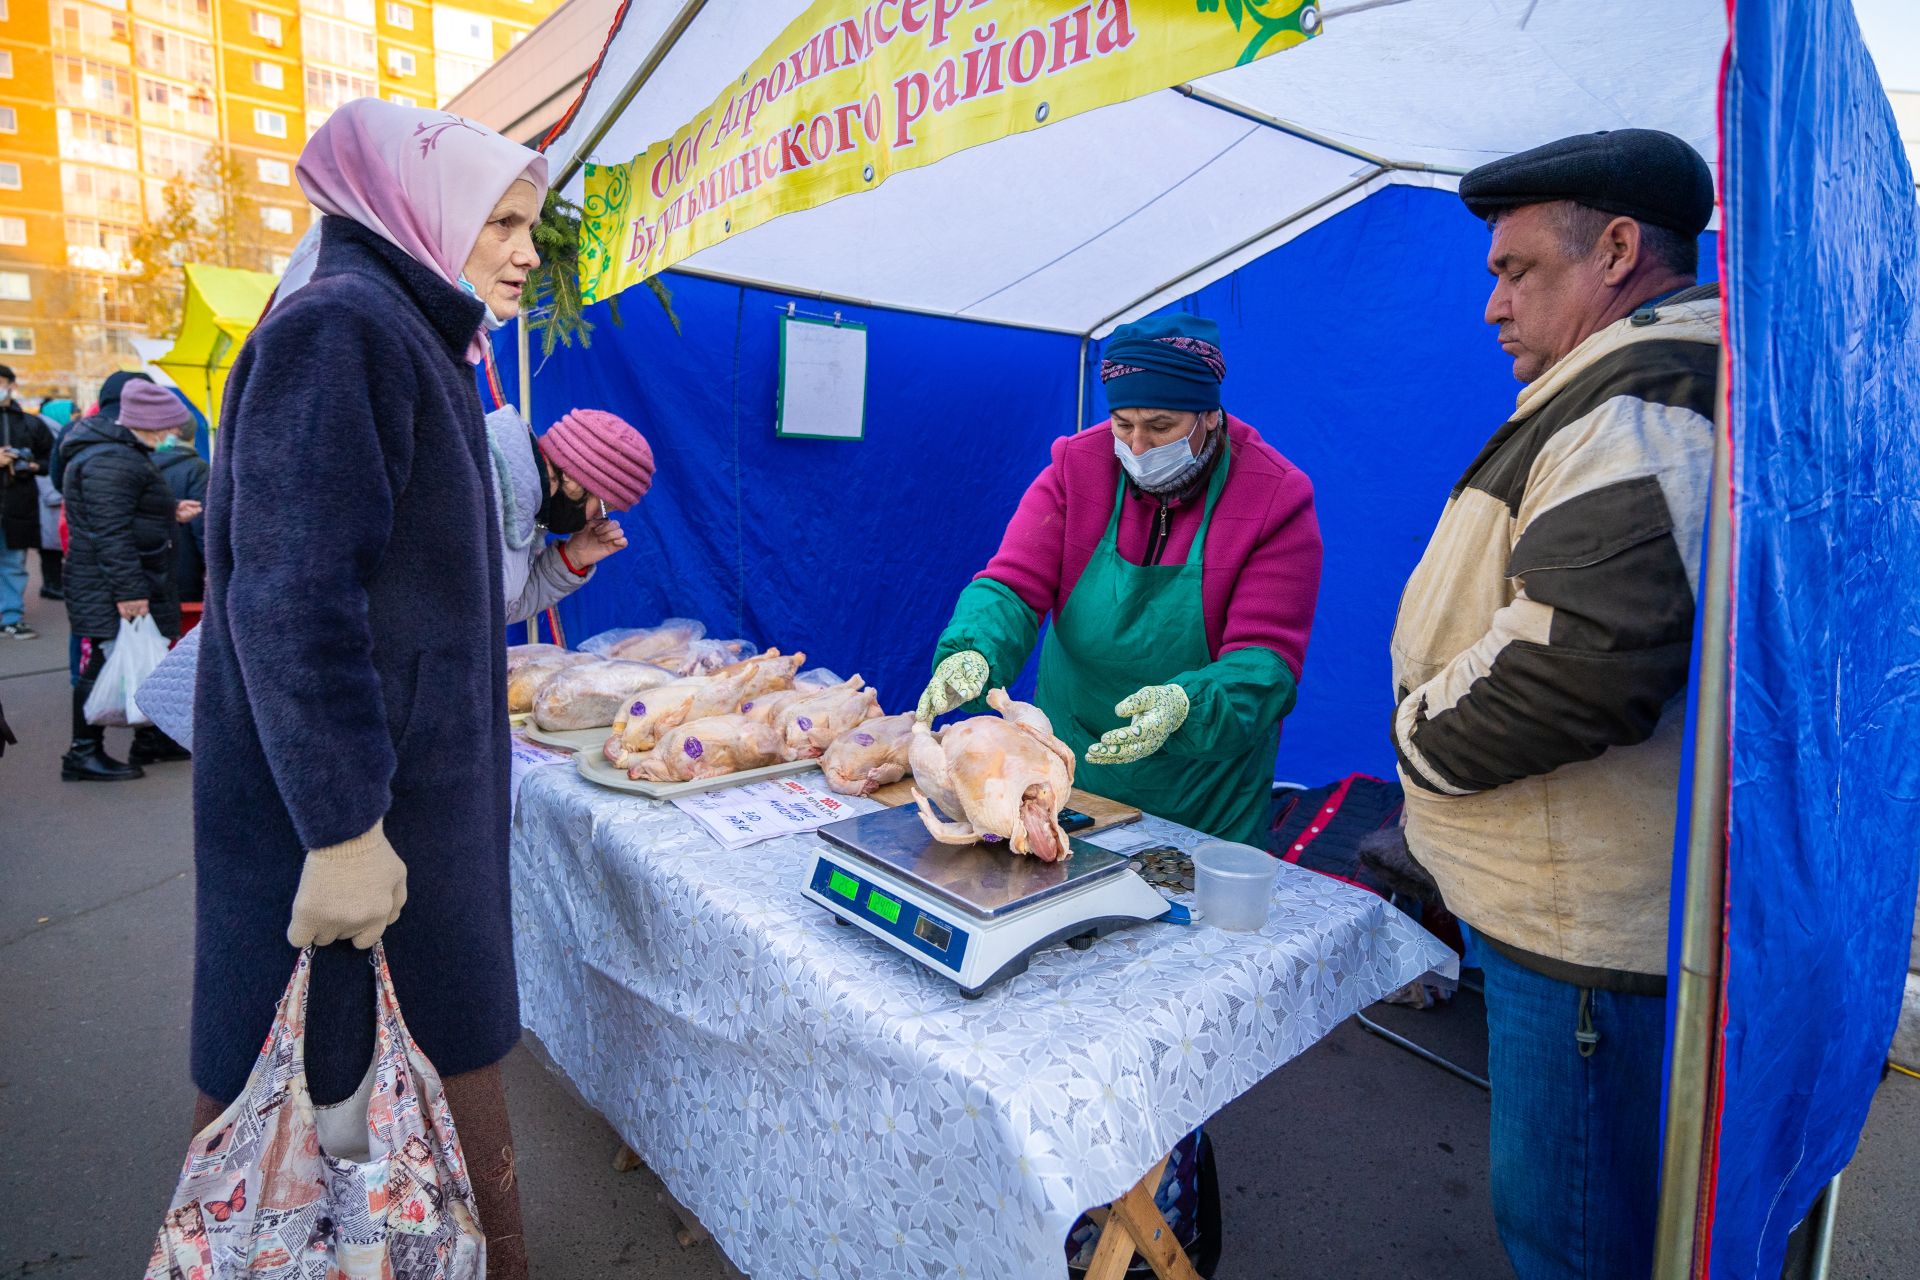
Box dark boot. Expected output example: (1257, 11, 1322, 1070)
(62, 737, 144, 782)
(130, 726, 191, 764)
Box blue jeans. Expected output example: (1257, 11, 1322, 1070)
(1469, 926, 1667, 1280)
(0, 546, 26, 624)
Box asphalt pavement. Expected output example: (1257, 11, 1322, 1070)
(1, 573, 1914, 1279)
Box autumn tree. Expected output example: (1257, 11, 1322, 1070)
(131, 148, 272, 338)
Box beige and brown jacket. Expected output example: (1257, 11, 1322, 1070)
(1390, 285, 1721, 990)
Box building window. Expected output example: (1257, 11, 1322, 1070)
(141, 128, 213, 183)
(0, 163, 19, 191)
(253, 60, 283, 89)
(256, 157, 290, 186)
(62, 163, 143, 221)
(386, 2, 411, 29)
(260, 206, 294, 234)
(0, 328, 35, 355)
(389, 93, 416, 107)
(0, 2, 9, 20)
(508, 29, 526, 48)
(432, 7, 491, 59)
(305, 66, 376, 118)
(254, 108, 287, 138)
(0, 51, 13, 78)
(250, 11, 282, 45)
(302, 16, 377, 73)
(434, 53, 488, 101)
(55, 57, 134, 116)
(388, 50, 415, 77)
(0, 217, 24, 246)
(132, 0, 213, 35)
(135, 23, 216, 87)
(57, 110, 137, 169)
(0, 107, 15, 133)
(0, 272, 30, 302)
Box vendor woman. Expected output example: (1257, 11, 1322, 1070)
(916, 314, 1323, 845)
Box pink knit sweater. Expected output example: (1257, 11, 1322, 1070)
(979, 416, 1323, 676)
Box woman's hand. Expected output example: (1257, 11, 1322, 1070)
(562, 518, 627, 570)
(175, 500, 203, 523)
(117, 598, 150, 620)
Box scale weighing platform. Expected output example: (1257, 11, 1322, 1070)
(804, 804, 1176, 998)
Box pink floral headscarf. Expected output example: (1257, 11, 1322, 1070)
(294, 98, 549, 361)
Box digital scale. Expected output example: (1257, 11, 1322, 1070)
(804, 805, 1176, 998)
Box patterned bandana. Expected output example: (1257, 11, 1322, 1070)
(1099, 314, 1227, 412)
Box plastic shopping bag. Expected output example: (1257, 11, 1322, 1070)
(83, 614, 171, 727)
(145, 946, 486, 1280)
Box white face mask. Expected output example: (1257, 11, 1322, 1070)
(457, 275, 509, 331)
(1114, 416, 1206, 490)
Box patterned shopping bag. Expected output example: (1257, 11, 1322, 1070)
(146, 946, 486, 1279)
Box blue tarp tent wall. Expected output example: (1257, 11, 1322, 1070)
(503, 0, 1920, 1274)
(1706, 1, 1920, 1273)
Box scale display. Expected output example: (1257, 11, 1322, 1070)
(809, 856, 970, 973)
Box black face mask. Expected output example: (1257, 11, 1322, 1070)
(534, 436, 591, 534)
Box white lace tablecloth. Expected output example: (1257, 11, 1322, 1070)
(510, 764, 1454, 1279)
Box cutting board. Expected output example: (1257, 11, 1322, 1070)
(868, 781, 1141, 834)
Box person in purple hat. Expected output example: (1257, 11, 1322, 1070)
(53, 378, 202, 779)
(483, 405, 651, 624)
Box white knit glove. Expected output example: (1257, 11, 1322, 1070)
(286, 819, 408, 949)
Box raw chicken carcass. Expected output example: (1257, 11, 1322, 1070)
(820, 713, 915, 795)
(772, 676, 880, 759)
(627, 714, 785, 782)
(599, 618, 705, 664)
(607, 649, 805, 764)
(507, 651, 593, 714)
(738, 687, 814, 727)
(506, 643, 567, 678)
(530, 658, 680, 730)
(910, 689, 1077, 862)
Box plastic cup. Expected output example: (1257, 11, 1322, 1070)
(1191, 840, 1280, 932)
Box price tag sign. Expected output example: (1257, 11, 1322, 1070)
(673, 777, 882, 849)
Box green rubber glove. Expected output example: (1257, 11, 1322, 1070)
(1086, 684, 1191, 765)
(917, 649, 989, 722)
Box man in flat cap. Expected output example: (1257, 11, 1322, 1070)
(1388, 129, 1719, 1280)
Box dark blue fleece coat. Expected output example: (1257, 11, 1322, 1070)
(191, 216, 513, 1104)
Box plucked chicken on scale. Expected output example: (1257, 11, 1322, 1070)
(910, 689, 1077, 862)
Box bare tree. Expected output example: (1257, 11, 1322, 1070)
(130, 147, 273, 338)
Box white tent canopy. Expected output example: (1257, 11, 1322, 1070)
(545, 0, 1726, 335)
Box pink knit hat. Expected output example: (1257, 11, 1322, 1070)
(539, 409, 654, 509)
(118, 380, 193, 432)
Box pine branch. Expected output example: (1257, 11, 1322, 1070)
(521, 189, 678, 359)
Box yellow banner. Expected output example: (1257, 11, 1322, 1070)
(579, 0, 1322, 301)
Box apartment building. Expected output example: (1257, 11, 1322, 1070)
(0, 0, 559, 395)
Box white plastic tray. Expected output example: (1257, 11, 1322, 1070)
(522, 724, 613, 752)
(574, 748, 821, 801)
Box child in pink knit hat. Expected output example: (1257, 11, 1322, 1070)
(485, 406, 654, 623)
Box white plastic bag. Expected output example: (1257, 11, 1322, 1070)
(84, 614, 171, 727)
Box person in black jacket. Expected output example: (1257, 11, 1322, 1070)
(153, 420, 210, 603)
(55, 379, 201, 779)
(0, 363, 55, 640)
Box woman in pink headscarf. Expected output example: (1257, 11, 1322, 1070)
(191, 98, 546, 1273)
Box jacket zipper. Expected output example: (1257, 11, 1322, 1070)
(1145, 502, 1171, 566)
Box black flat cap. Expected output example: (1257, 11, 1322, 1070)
(1459, 129, 1714, 235)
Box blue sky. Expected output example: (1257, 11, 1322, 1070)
(1855, 0, 1919, 91)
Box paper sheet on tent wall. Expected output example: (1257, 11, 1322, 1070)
(775, 313, 867, 440)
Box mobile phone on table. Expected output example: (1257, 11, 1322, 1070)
(1058, 807, 1094, 833)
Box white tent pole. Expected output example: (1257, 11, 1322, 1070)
(1081, 167, 1389, 339)
(1652, 341, 1735, 1278)
(550, 0, 712, 193)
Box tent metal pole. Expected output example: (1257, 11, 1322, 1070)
(550, 0, 711, 193)
(1652, 343, 1735, 1279)
(1171, 84, 1465, 177)
(517, 313, 532, 421)
(1082, 167, 1389, 339)
(1808, 1173, 1842, 1280)
(1074, 336, 1087, 434)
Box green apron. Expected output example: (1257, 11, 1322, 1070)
(1036, 452, 1274, 845)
